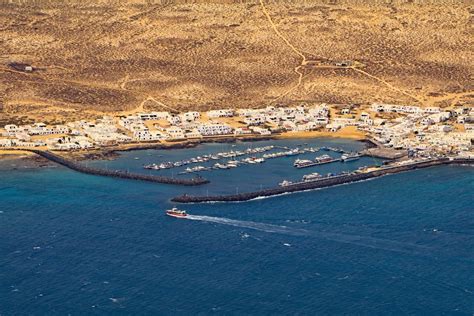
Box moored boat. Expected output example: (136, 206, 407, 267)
(315, 154, 332, 163)
(294, 159, 313, 167)
(279, 180, 293, 187)
(302, 172, 322, 181)
(341, 153, 360, 162)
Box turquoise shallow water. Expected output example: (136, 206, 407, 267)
(1, 138, 473, 314)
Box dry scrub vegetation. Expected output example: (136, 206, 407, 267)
(0, 0, 472, 123)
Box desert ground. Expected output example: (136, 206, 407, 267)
(0, 0, 472, 124)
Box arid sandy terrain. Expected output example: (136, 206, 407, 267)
(0, 0, 472, 124)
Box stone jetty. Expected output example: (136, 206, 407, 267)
(171, 158, 473, 202)
(29, 150, 209, 186)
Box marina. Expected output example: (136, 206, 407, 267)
(171, 157, 474, 203)
(144, 144, 350, 174)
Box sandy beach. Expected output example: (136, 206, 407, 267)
(0, 149, 35, 160)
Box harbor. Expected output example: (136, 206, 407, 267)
(27, 150, 209, 186)
(143, 144, 353, 174)
(171, 157, 474, 203)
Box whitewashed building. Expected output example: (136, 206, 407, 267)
(197, 123, 232, 136)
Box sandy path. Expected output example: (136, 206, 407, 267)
(259, 0, 307, 102)
(352, 68, 422, 103)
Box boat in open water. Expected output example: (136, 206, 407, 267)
(166, 207, 188, 218)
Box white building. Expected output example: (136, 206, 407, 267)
(0, 139, 14, 147)
(138, 112, 170, 121)
(197, 123, 233, 136)
(181, 111, 200, 122)
(185, 129, 202, 139)
(4, 125, 18, 136)
(166, 126, 185, 139)
(244, 116, 265, 126)
(207, 109, 234, 118)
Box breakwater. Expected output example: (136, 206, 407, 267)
(171, 158, 473, 203)
(29, 150, 209, 186)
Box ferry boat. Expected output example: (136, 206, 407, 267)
(302, 172, 321, 181)
(341, 153, 360, 162)
(166, 207, 188, 218)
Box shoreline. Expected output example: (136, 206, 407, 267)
(0, 130, 366, 164)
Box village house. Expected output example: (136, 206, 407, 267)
(4, 124, 19, 136)
(0, 139, 14, 147)
(28, 123, 69, 135)
(333, 117, 358, 127)
(181, 111, 200, 122)
(207, 109, 234, 118)
(166, 126, 185, 140)
(250, 126, 271, 135)
(244, 116, 265, 126)
(296, 121, 318, 131)
(184, 129, 202, 139)
(424, 107, 441, 114)
(119, 115, 142, 128)
(197, 123, 233, 136)
(234, 127, 252, 135)
(167, 115, 181, 125)
(138, 112, 170, 121)
(341, 108, 351, 115)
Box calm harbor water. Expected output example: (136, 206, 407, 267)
(1, 138, 473, 314)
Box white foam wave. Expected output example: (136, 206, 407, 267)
(186, 214, 431, 255)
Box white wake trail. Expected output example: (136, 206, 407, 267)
(185, 215, 431, 256)
(186, 215, 309, 236)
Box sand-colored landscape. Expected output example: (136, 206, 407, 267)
(0, 0, 472, 125)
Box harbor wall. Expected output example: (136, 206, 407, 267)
(29, 150, 209, 186)
(171, 158, 473, 202)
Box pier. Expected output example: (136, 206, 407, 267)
(171, 158, 473, 203)
(29, 150, 209, 186)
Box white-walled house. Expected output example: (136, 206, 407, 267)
(185, 129, 202, 139)
(0, 139, 14, 147)
(4, 125, 18, 136)
(207, 109, 234, 118)
(181, 111, 200, 122)
(166, 126, 186, 139)
(138, 112, 170, 121)
(244, 116, 265, 126)
(197, 123, 232, 136)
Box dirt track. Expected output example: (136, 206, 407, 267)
(0, 1, 472, 123)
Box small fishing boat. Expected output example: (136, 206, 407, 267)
(166, 207, 187, 218)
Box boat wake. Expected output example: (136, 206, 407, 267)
(186, 215, 309, 236)
(186, 215, 431, 256)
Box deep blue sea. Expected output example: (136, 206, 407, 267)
(1, 138, 473, 315)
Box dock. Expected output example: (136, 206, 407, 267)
(29, 150, 209, 186)
(171, 158, 473, 203)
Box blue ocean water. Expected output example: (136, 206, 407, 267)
(1, 138, 473, 315)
